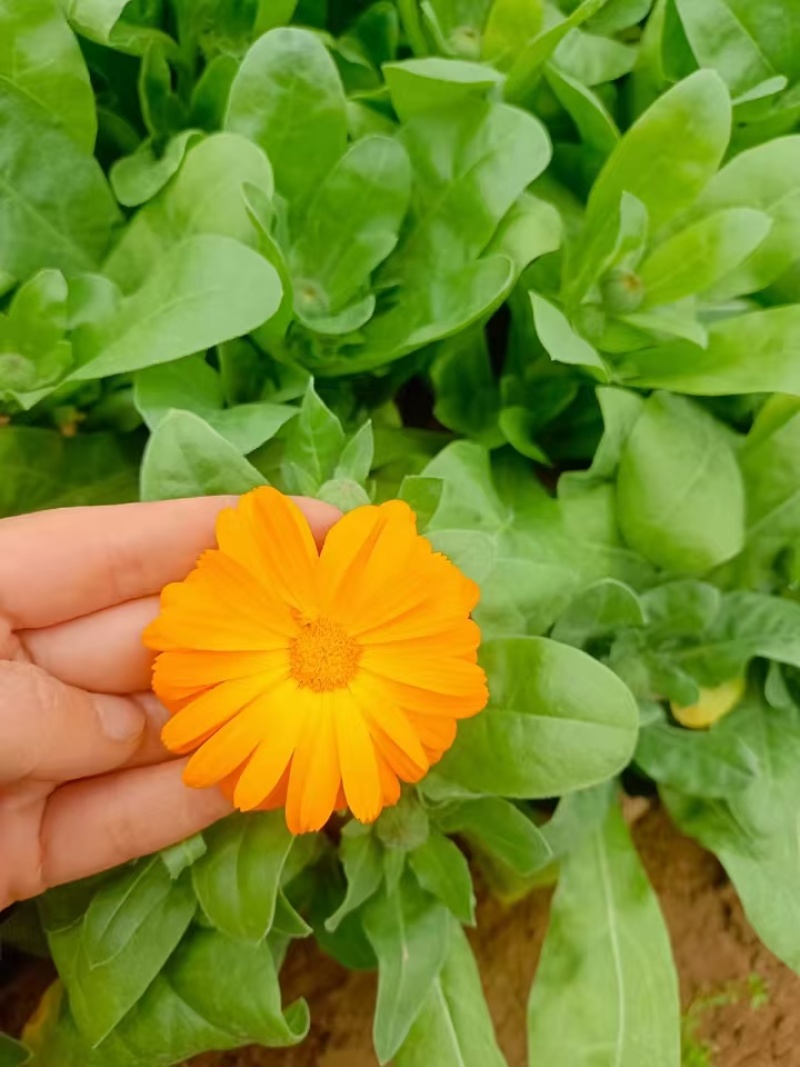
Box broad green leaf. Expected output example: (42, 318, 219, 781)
(531, 292, 607, 377)
(135, 356, 295, 455)
(0, 427, 139, 517)
(62, 0, 129, 42)
(384, 57, 504, 121)
(0, 1035, 30, 1067)
(290, 136, 411, 316)
(674, 0, 780, 96)
(482, 0, 544, 68)
(226, 28, 347, 210)
(641, 580, 720, 639)
(504, 0, 611, 104)
(576, 71, 730, 291)
(616, 393, 745, 575)
(27, 930, 309, 1064)
(737, 407, 800, 580)
(105, 133, 276, 293)
(0, 271, 72, 405)
(335, 421, 374, 484)
(140, 410, 266, 501)
(376, 791, 430, 853)
(192, 813, 295, 943)
(73, 235, 282, 380)
(620, 306, 800, 396)
(431, 328, 502, 445)
(554, 28, 637, 87)
(639, 208, 771, 306)
(665, 696, 800, 973)
(325, 827, 384, 933)
(389, 101, 551, 282)
(394, 923, 508, 1067)
(540, 783, 615, 859)
(408, 830, 475, 925)
(434, 796, 553, 876)
(587, 0, 653, 34)
(280, 384, 346, 494)
(528, 802, 681, 1066)
(485, 192, 562, 273)
(363, 873, 452, 1064)
(551, 578, 645, 647)
(439, 636, 639, 797)
(0, 0, 95, 151)
(689, 136, 800, 299)
(42, 871, 196, 1045)
(544, 63, 620, 156)
(159, 835, 207, 880)
(675, 591, 800, 685)
(83, 857, 175, 967)
(110, 130, 202, 208)
(635, 716, 759, 797)
(0, 82, 119, 281)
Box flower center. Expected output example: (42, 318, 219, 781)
(289, 617, 361, 692)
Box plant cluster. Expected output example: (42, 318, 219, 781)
(2, 0, 800, 1064)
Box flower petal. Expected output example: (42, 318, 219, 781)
(285, 690, 341, 833)
(334, 689, 382, 824)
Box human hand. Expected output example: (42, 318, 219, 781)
(0, 495, 340, 911)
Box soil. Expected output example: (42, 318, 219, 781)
(2, 803, 799, 1066)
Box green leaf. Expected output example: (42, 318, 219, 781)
(135, 356, 296, 455)
(62, 0, 130, 43)
(159, 834, 207, 880)
(408, 830, 475, 925)
(325, 827, 384, 933)
(140, 410, 266, 501)
(674, 0, 780, 97)
(665, 696, 800, 974)
(438, 636, 638, 797)
(105, 132, 276, 293)
(482, 0, 544, 69)
(689, 136, 800, 299)
(394, 923, 508, 1067)
(531, 292, 607, 377)
(616, 393, 745, 574)
(73, 235, 282, 380)
(335, 421, 374, 484)
(504, 0, 611, 104)
(636, 715, 759, 798)
(0, 1035, 31, 1067)
(280, 384, 346, 494)
(544, 62, 620, 156)
(575, 71, 731, 293)
(376, 790, 430, 852)
(83, 857, 176, 967)
(384, 57, 504, 121)
(192, 813, 295, 943)
(364, 873, 452, 1064)
(434, 796, 553, 876)
(290, 136, 411, 317)
(226, 27, 347, 211)
(638, 208, 772, 307)
(675, 591, 800, 684)
(620, 306, 800, 396)
(0, 427, 139, 518)
(41, 870, 196, 1045)
(0, 81, 119, 281)
(0, 0, 96, 151)
(528, 801, 681, 1066)
(110, 130, 202, 208)
(0, 271, 72, 405)
(551, 578, 645, 648)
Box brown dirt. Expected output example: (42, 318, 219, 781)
(2, 803, 800, 1066)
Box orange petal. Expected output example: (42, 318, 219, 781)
(334, 690, 382, 824)
(161, 671, 285, 752)
(153, 649, 289, 705)
(360, 650, 487, 698)
(217, 488, 320, 619)
(285, 690, 341, 833)
(234, 684, 308, 810)
(183, 706, 266, 788)
(350, 673, 429, 774)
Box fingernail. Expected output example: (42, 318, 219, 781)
(95, 695, 146, 743)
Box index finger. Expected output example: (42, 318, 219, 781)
(0, 495, 341, 630)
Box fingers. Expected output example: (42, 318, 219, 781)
(20, 597, 160, 694)
(40, 760, 232, 889)
(0, 662, 146, 784)
(0, 495, 341, 631)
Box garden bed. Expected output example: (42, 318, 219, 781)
(3, 803, 798, 1067)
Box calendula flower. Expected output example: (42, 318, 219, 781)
(145, 488, 487, 834)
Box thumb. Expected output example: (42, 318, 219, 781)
(0, 661, 146, 784)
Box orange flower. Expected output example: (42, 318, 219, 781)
(144, 488, 488, 834)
